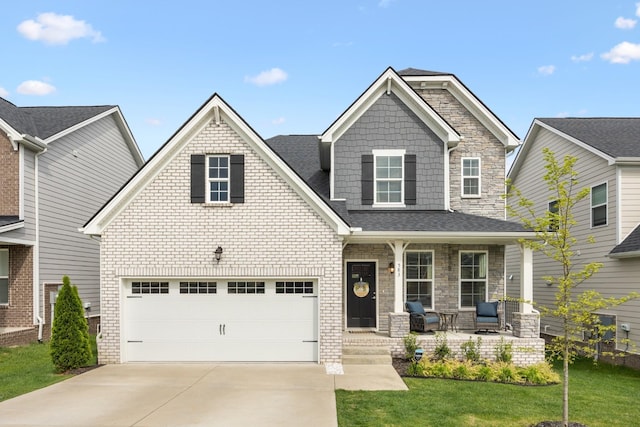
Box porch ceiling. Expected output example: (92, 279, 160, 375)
(345, 230, 536, 245)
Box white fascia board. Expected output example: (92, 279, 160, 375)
(83, 95, 351, 237)
(404, 75, 520, 149)
(45, 107, 144, 165)
(608, 250, 640, 259)
(346, 230, 537, 244)
(611, 157, 640, 166)
(0, 119, 22, 150)
(0, 221, 24, 234)
(0, 235, 35, 246)
(320, 70, 459, 145)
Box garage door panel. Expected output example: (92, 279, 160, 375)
(124, 280, 318, 362)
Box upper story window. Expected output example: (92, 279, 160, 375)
(462, 157, 481, 197)
(373, 149, 405, 206)
(207, 155, 229, 203)
(591, 182, 607, 227)
(459, 251, 487, 308)
(405, 251, 434, 309)
(548, 200, 559, 231)
(0, 249, 8, 304)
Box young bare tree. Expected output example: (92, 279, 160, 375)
(506, 148, 638, 427)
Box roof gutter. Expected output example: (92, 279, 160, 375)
(346, 230, 537, 244)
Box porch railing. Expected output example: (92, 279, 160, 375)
(501, 299, 520, 331)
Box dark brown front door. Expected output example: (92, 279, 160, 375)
(346, 262, 376, 328)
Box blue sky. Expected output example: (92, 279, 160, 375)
(2, 1, 639, 160)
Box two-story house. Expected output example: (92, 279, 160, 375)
(0, 97, 143, 346)
(83, 67, 541, 366)
(507, 118, 640, 362)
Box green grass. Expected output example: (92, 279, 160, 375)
(0, 336, 98, 402)
(336, 358, 640, 427)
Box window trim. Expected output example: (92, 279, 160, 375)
(590, 182, 608, 228)
(461, 157, 481, 198)
(206, 155, 230, 204)
(458, 250, 488, 309)
(404, 250, 434, 310)
(0, 248, 8, 305)
(548, 200, 559, 231)
(372, 149, 405, 207)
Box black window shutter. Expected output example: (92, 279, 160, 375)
(190, 154, 205, 203)
(230, 154, 245, 203)
(361, 154, 374, 205)
(405, 154, 417, 205)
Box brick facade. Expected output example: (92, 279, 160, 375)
(0, 134, 19, 216)
(0, 245, 33, 328)
(98, 118, 343, 364)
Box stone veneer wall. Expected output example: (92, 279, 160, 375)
(98, 118, 343, 364)
(343, 243, 505, 332)
(414, 88, 506, 220)
(0, 134, 19, 216)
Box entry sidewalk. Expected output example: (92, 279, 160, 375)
(0, 364, 406, 427)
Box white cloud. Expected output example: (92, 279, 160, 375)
(615, 16, 637, 29)
(637, 2, 640, 17)
(570, 52, 594, 62)
(601, 41, 640, 63)
(17, 12, 105, 45)
(537, 65, 556, 76)
(145, 118, 162, 126)
(244, 68, 288, 86)
(16, 80, 56, 95)
(378, 0, 396, 7)
(0, 87, 8, 98)
(332, 41, 354, 48)
(271, 117, 285, 125)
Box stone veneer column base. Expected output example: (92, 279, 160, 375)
(512, 312, 540, 338)
(388, 312, 410, 338)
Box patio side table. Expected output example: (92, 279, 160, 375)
(438, 309, 459, 332)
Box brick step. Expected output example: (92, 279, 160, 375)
(342, 346, 390, 356)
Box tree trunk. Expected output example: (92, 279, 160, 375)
(563, 334, 569, 426)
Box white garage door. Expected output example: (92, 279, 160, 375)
(123, 280, 318, 362)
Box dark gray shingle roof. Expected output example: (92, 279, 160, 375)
(0, 97, 114, 139)
(265, 135, 529, 233)
(538, 118, 640, 158)
(0, 216, 21, 228)
(397, 68, 451, 77)
(609, 224, 640, 257)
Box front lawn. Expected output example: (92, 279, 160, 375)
(0, 336, 98, 402)
(336, 358, 640, 427)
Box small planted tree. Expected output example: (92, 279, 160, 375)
(50, 275, 92, 373)
(506, 148, 638, 427)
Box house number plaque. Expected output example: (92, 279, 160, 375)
(353, 280, 370, 298)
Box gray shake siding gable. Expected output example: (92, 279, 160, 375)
(333, 92, 445, 210)
(98, 118, 344, 364)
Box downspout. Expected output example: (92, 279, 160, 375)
(444, 139, 461, 211)
(34, 148, 47, 342)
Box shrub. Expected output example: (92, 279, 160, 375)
(403, 333, 419, 360)
(460, 337, 482, 362)
(494, 336, 513, 363)
(496, 362, 519, 383)
(519, 362, 560, 385)
(50, 276, 92, 373)
(452, 360, 477, 380)
(475, 363, 496, 382)
(433, 332, 453, 361)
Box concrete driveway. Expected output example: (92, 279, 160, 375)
(0, 364, 406, 427)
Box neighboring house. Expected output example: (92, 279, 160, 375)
(83, 67, 541, 366)
(0, 97, 144, 346)
(506, 118, 640, 359)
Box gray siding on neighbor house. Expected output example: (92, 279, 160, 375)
(3, 148, 37, 243)
(506, 127, 640, 354)
(333, 92, 445, 210)
(619, 166, 640, 239)
(38, 114, 139, 314)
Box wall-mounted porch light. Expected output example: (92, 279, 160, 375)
(388, 262, 395, 274)
(214, 246, 223, 263)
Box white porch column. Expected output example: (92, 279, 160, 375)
(520, 244, 533, 314)
(387, 240, 407, 313)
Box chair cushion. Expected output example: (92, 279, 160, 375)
(476, 316, 499, 324)
(476, 301, 498, 317)
(424, 314, 440, 324)
(405, 301, 425, 315)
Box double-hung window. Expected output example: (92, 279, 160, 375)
(459, 251, 487, 308)
(374, 150, 404, 205)
(405, 251, 434, 309)
(591, 183, 607, 227)
(207, 155, 229, 203)
(548, 200, 559, 231)
(0, 249, 7, 304)
(462, 157, 481, 197)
